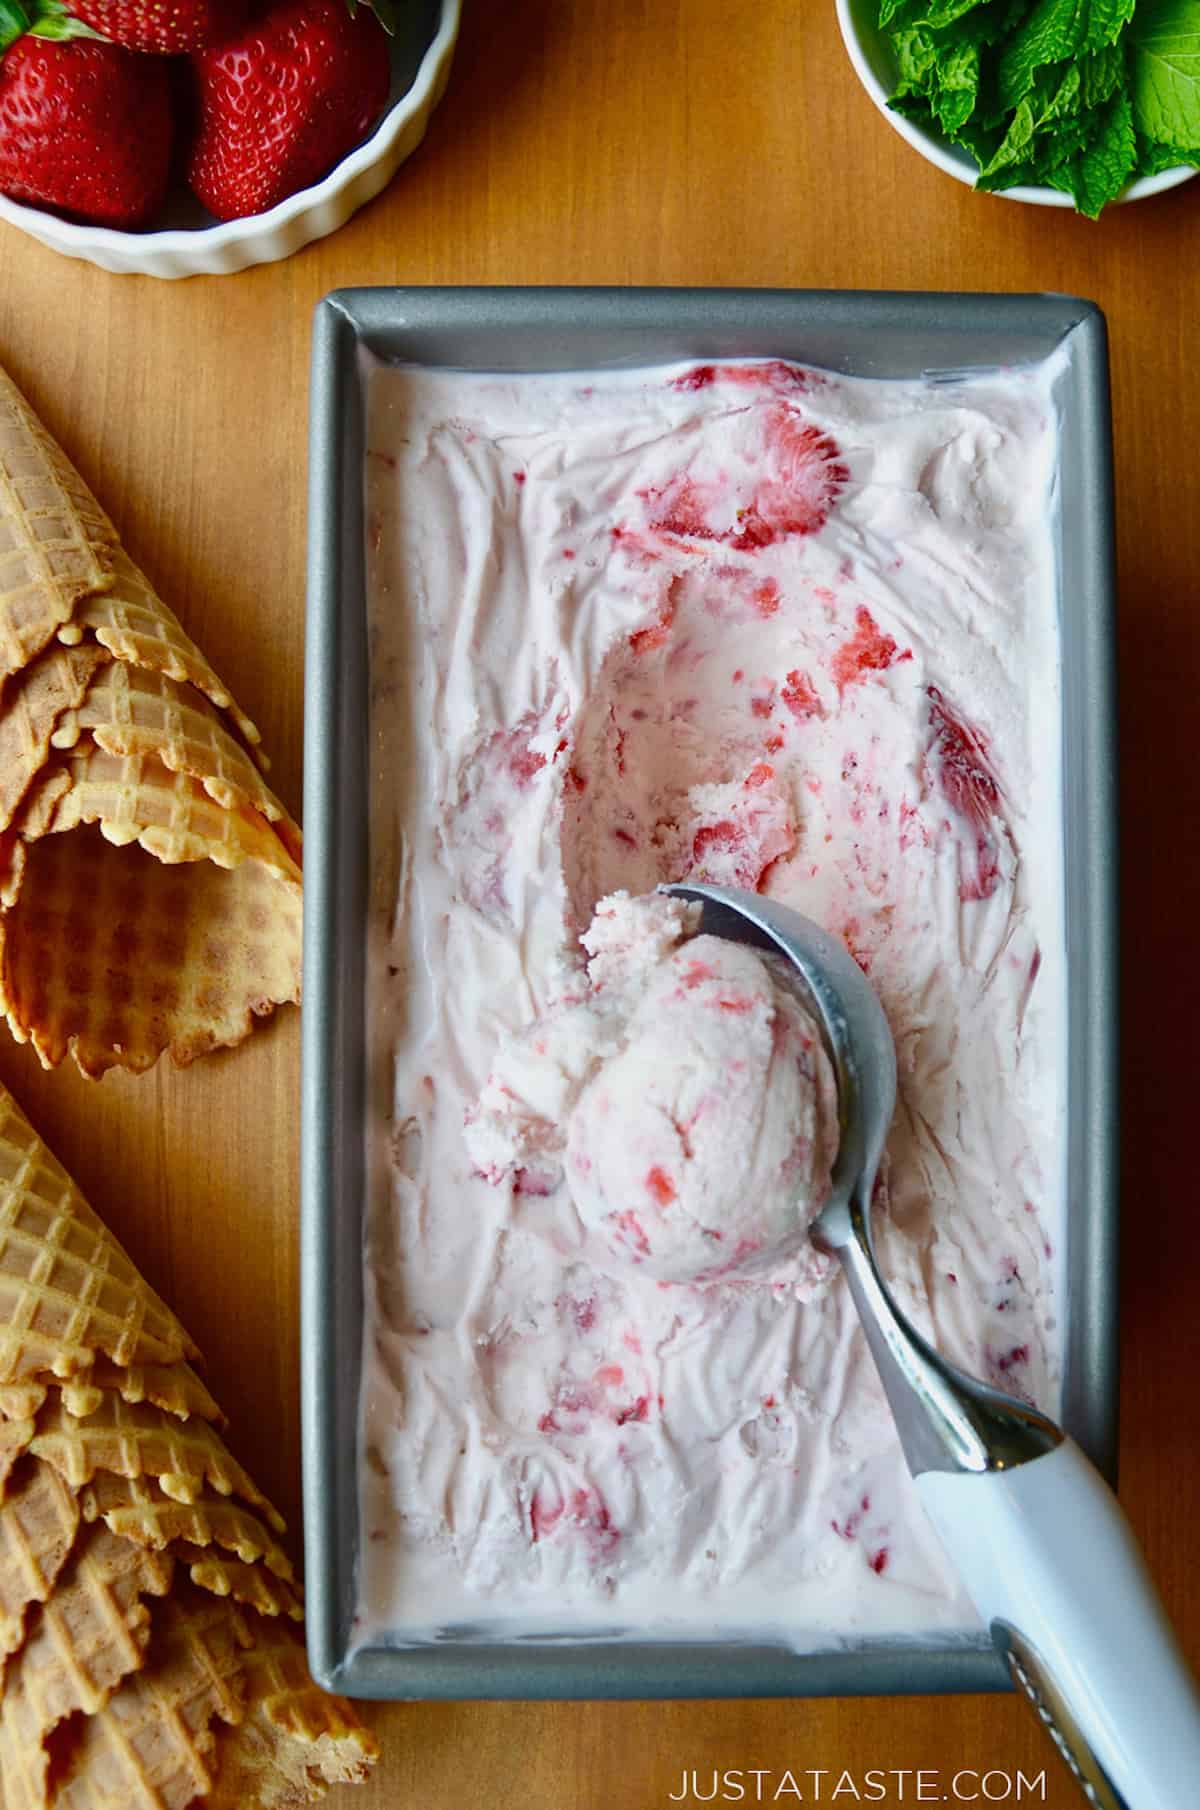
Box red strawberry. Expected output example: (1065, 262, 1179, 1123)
(67, 0, 248, 55)
(188, 0, 392, 222)
(0, 36, 172, 229)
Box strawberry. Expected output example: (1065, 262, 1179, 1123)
(65, 0, 248, 55)
(0, 24, 172, 229)
(188, 0, 392, 222)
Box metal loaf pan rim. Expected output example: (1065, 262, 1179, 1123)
(302, 287, 1117, 1700)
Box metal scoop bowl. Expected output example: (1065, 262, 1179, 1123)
(668, 882, 1200, 1810)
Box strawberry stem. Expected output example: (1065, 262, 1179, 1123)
(0, 0, 103, 52)
(0, 0, 33, 52)
(353, 0, 396, 37)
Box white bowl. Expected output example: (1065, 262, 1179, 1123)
(835, 0, 1197, 208)
(0, 0, 461, 277)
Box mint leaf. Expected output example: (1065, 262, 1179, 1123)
(997, 0, 1088, 107)
(1134, 129, 1200, 171)
(1041, 57, 1083, 116)
(1066, 88, 1137, 212)
(929, 38, 982, 130)
(1083, 0, 1136, 46)
(1036, 110, 1098, 166)
(961, 0, 1032, 44)
(918, 0, 995, 23)
(889, 91, 940, 130)
(880, 0, 922, 26)
(1079, 42, 1125, 106)
(878, 0, 1185, 211)
(978, 93, 1040, 174)
(892, 24, 939, 90)
(1131, 0, 1200, 149)
(951, 114, 1007, 163)
(881, 0, 1021, 33)
(1023, 44, 1122, 130)
(976, 161, 1040, 187)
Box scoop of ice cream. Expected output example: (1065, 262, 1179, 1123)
(467, 892, 839, 1286)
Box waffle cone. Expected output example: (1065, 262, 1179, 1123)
(0, 1524, 175, 1810)
(61, 1360, 223, 1426)
(79, 1473, 294, 1583)
(0, 647, 108, 838)
(50, 1585, 250, 1810)
(0, 1086, 197, 1393)
(0, 367, 261, 765)
(0, 362, 299, 1080)
(208, 1614, 378, 1810)
(59, 546, 264, 764)
(0, 369, 117, 682)
(0, 1458, 78, 1660)
(0, 1384, 45, 1419)
(0, 1092, 375, 1808)
(0, 1415, 35, 1497)
(21, 743, 298, 876)
(0, 1361, 221, 1429)
(30, 1396, 285, 1532)
(59, 661, 295, 856)
(173, 1546, 303, 1623)
(0, 739, 302, 1076)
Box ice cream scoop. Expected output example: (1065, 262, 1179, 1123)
(467, 891, 839, 1286)
(669, 880, 1200, 1810)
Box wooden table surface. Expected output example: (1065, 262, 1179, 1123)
(1, 3, 1197, 1805)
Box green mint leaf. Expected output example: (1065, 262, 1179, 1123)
(1043, 162, 1080, 193)
(1131, 0, 1200, 149)
(976, 159, 1042, 187)
(930, 39, 982, 130)
(1033, 45, 1122, 128)
(917, 0, 994, 24)
(889, 90, 939, 125)
(997, 0, 1089, 107)
(1082, 0, 1136, 47)
(1134, 128, 1200, 171)
(1041, 58, 1083, 118)
(881, 0, 1014, 30)
(1067, 88, 1137, 212)
(1079, 42, 1126, 107)
(1032, 110, 1095, 170)
(979, 92, 1040, 173)
(966, 0, 1032, 45)
(891, 24, 939, 91)
(880, 0, 919, 26)
(950, 114, 1007, 164)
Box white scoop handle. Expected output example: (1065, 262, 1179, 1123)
(918, 1438, 1200, 1808)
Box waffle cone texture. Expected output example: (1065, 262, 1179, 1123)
(0, 1082, 377, 1807)
(0, 364, 301, 1079)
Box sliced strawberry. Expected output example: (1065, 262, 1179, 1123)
(67, 0, 247, 54)
(0, 36, 171, 229)
(926, 685, 1002, 902)
(188, 0, 392, 221)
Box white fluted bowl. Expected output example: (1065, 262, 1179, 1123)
(836, 0, 1196, 209)
(0, 0, 460, 277)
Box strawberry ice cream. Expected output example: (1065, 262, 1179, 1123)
(358, 354, 1066, 1645)
(466, 891, 840, 1287)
